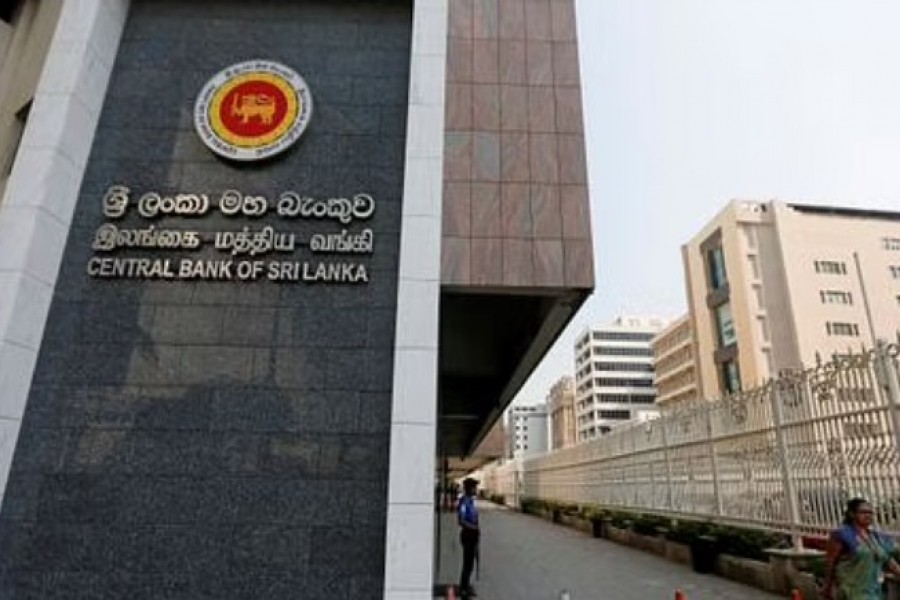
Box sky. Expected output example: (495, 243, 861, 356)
(513, 0, 900, 405)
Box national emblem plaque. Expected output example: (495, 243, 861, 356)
(194, 60, 313, 161)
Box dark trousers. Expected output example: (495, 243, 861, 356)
(459, 529, 479, 593)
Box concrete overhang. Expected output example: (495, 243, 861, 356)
(438, 286, 590, 458)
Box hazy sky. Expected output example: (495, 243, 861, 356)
(513, 0, 900, 405)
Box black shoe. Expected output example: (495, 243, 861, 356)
(460, 587, 477, 598)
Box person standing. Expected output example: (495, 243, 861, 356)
(822, 498, 900, 599)
(457, 477, 480, 598)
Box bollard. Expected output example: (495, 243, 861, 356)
(790, 590, 803, 600)
(559, 590, 571, 600)
(674, 590, 687, 600)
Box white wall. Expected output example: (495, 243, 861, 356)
(0, 0, 130, 504)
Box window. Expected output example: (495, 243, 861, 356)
(883, 237, 900, 251)
(891, 266, 900, 279)
(714, 303, 736, 347)
(592, 331, 654, 342)
(826, 322, 859, 337)
(2, 100, 31, 177)
(595, 378, 654, 388)
(599, 394, 656, 404)
(814, 260, 847, 275)
(594, 346, 653, 357)
(599, 410, 631, 420)
(721, 359, 741, 394)
(820, 290, 853, 305)
(707, 247, 727, 290)
(0, 0, 24, 24)
(593, 362, 654, 373)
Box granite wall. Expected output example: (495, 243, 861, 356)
(0, 1, 410, 598)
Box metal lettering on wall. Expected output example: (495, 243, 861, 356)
(86, 185, 375, 284)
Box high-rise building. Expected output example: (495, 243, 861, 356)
(0, 0, 595, 595)
(683, 200, 900, 399)
(548, 376, 577, 449)
(651, 314, 700, 409)
(507, 404, 549, 458)
(574, 316, 666, 441)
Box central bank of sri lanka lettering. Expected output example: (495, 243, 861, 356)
(87, 185, 377, 284)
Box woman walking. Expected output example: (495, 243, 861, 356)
(822, 498, 900, 599)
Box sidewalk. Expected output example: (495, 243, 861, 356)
(436, 503, 779, 599)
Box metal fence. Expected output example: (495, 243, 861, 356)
(479, 340, 900, 540)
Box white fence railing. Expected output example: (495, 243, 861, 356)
(478, 340, 900, 539)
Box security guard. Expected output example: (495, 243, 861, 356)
(457, 477, 480, 597)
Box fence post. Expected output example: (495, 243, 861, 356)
(770, 382, 804, 551)
(875, 340, 900, 454)
(661, 416, 674, 511)
(705, 405, 724, 516)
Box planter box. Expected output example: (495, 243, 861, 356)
(630, 531, 666, 556)
(664, 540, 691, 566)
(715, 554, 780, 594)
(561, 514, 593, 535)
(607, 525, 631, 545)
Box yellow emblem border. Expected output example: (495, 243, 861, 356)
(208, 72, 300, 148)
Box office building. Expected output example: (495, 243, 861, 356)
(574, 316, 665, 441)
(548, 375, 576, 449)
(507, 404, 549, 458)
(0, 1, 594, 597)
(652, 314, 700, 409)
(683, 200, 900, 399)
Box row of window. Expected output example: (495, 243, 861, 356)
(826, 322, 860, 337)
(820, 290, 853, 305)
(815, 261, 900, 280)
(580, 377, 655, 391)
(595, 378, 654, 388)
(591, 331, 656, 342)
(883, 237, 900, 251)
(593, 362, 653, 373)
(597, 394, 656, 404)
(815, 260, 847, 275)
(599, 410, 631, 420)
(594, 346, 653, 357)
(579, 409, 634, 422)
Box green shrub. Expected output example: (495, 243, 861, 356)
(520, 496, 542, 515)
(709, 525, 786, 562)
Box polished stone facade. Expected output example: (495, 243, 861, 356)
(0, 1, 410, 598)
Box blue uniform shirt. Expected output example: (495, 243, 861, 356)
(458, 494, 479, 528)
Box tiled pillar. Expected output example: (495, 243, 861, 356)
(383, 0, 448, 598)
(0, 0, 129, 504)
(441, 0, 594, 290)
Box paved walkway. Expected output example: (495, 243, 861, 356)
(437, 503, 779, 600)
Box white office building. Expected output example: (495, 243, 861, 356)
(574, 316, 666, 441)
(507, 404, 549, 459)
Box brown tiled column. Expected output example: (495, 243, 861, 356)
(442, 0, 594, 290)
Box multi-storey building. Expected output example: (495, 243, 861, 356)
(574, 316, 666, 441)
(0, 0, 595, 595)
(652, 314, 700, 409)
(683, 200, 900, 399)
(507, 404, 549, 458)
(548, 376, 576, 450)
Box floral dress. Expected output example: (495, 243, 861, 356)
(832, 525, 896, 600)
